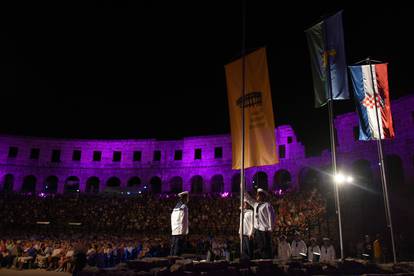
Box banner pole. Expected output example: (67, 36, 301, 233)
(324, 22, 344, 261)
(239, 0, 247, 257)
(366, 58, 397, 263)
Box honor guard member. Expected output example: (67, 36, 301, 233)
(291, 231, 307, 259)
(239, 201, 254, 259)
(307, 237, 321, 262)
(320, 237, 336, 262)
(277, 234, 291, 262)
(170, 191, 189, 256)
(244, 188, 276, 259)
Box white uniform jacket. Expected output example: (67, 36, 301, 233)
(239, 209, 254, 236)
(291, 240, 307, 257)
(320, 245, 336, 262)
(244, 193, 276, 231)
(171, 201, 189, 236)
(278, 240, 292, 261)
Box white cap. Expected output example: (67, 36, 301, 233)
(257, 188, 268, 195)
(323, 237, 330, 241)
(178, 191, 189, 197)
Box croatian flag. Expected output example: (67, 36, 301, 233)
(349, 63, 395, 140)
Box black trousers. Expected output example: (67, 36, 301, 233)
(170, 235, 185, 256)
(242, 235, 253, 260)
(253, 229, 272, 259)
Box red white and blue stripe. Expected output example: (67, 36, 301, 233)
(348, 63, 395, 140)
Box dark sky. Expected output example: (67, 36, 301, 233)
(0, 1, 412, 155)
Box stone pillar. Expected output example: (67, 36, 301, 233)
(57, 179, 65, 194)
(13, 174, 23, 193)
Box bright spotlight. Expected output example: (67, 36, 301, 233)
(346, 176, 354, 183)
(334, 173, 345, 184)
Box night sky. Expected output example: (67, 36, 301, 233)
(0, 1, 412, 155)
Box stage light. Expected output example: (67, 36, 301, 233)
(127, 192, 130, 195)
(334, 172, 354, 185)
(334, 173, 345, 184)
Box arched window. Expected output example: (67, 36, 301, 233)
(273, 170, 291, 192)
(64, 176, 80, 194)
(106, 177, 121, 188)
(3, 174, 14, 193)
(21, 175, 37, 193)
(298, 168, 321, 191)
(127, 177, 141, 187)
(169, 176, 183, 193)
(211, 174, 224, 193)
(150, 176, 162, 194)
(190, 175, 203, 194)
(351, 159, 374, 189)
(253, 172, 268, 191)
(44, 176, 58, 193)
(231, 173, 241, 193)
(86, 177, 100, 193)
(385, 154, 404, 188)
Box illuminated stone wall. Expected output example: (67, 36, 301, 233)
(0, 95, 413, 194)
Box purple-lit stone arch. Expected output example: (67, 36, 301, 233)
(273, 170, 291, 192)
(127, 176, 141, 187)
(21, 175, 37, 193)
(150, 176, 162, 194)
(351, 159, 374, 188)
(211, 174, 224, 193)
(86, 176, 100, 193)
(3, 174, 14, 193)
(253, 171, 268, 191)
(106, 177, 121, 188)
(298, 167, 322, 191)
(231, 173, 240, 193)
(44, 175, 58, 193)
(385, 154, 404, 188)
(190, 175, 203, 194)
(169, 176, 183, 193)
(65, 176, 80, 194)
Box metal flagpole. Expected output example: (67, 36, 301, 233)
(239, 0, 247, 257)
(323, 23, 344, 261)
(366, 58, 397, 263)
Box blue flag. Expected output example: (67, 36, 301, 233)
(306, 11, 349, 108)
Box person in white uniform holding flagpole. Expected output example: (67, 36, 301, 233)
(170, 191, 189, 256)
(244, 188, 276, 259)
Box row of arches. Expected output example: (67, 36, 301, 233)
(2, 175, 143, 194)
(1, 171, 292, 194)
(1, 154, 406, 194)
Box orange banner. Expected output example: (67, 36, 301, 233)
(225, 47, 278, 169)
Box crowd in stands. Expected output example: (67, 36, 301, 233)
(0, 189, 326, 237)
(1, 188, 411, 272)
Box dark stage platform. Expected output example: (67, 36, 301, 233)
(78, 257, 414, 275)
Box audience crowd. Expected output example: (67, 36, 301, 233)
(1, 188, 411, 272)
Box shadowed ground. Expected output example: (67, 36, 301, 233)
(0, 269, 70, 275)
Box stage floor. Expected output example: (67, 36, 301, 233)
(0, 269, 70, 275)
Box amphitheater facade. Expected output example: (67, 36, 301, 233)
(1, 95, 413, 195)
